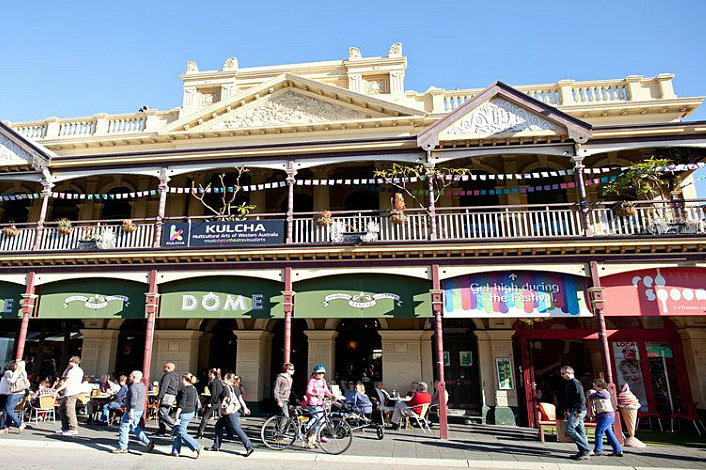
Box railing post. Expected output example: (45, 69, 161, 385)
(15, 272, 36, 360)
(430, 264, 448, 439)
(32, 175, 54, 251)
(572, 154, 593, 237)
(425, 160, 437, 241)
(285, 161, 297, 244)
(153, 167, 170, 248)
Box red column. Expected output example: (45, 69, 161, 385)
(518, 334, 537, 428)
(15, 271, 37, 360)
(430, 264, 448, 439)
(282, 266, 294, 364)
(142, 270, 160, 386)
(588, 261, 624, 443)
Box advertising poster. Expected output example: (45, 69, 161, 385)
(496, 357, 514, 390)
(612, 341, 648, 411)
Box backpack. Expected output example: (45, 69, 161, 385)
(219, 385, 240, 417)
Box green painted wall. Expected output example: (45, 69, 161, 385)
(0, 281, 23, 320)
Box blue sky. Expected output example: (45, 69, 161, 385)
(1, 0, 705, 193)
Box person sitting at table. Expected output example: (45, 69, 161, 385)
(389, 382, 432, 430)
(344, 381, 357, 402)
(86, 375, 119, 423)
(345, 383, 373, 415)
(371, 381, 394, 424)
(100, 375, 128, 425)
(405, 381, 419, 400)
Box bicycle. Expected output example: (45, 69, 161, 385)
(332, 402, 384, 440)
(260, 401, 353, 454)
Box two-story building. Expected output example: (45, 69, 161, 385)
(1, 43, 705, 429)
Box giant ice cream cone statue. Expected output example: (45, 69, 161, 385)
(618, 383, 646, 448)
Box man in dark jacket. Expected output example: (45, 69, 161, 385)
(561, 365, 591, 460)
(196, 368, 225, 439)
(112, 370, 154, 453)
(156, 362, 180, 436)
(273, 363, 294, 416)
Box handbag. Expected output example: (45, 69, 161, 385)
(219, 385, 240, 417)
(161, 393, 176, 407)
(9, 373, 30, 394)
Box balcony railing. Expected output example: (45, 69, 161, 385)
(0, 200, 704, 254)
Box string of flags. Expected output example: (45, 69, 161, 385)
(0, 162, 702, 202)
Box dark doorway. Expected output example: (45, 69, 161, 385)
(115, 320, 146, 378)
(434, 319, 481, 415)
(1, 197, 31, 223)
(101, 187, 133, 220)
(51, 190, 80, 221)
(335, 319, 382, 389)
(209, 319, 238, 375)
(343, 191, 378, 212)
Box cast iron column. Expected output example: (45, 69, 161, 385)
(142, 270, 160, 386)
(153, 167, 170, 248)
(431, 264, 448, 439)
(285, 161, 297, 244)
(572, 154, 593, 237)
(15, 271, 36, 360)
(32, 176, 54, 251)
(425, 159, 437, 241)
(283, 266, 294, 364)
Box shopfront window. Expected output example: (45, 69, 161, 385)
(646, 343, 683, 415)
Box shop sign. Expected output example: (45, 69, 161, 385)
(443, 271, 591, 318)
(294, 274, 431, 318)
(0, 281, 23, 320)
(37, 279, 146, 319)
(159, 276, 283, 319)
(602, 267, 706, 316)
(163, 220, 285, 248)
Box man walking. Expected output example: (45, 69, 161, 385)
(54, 356, 84, 436)
(273, 363, 294, 416)
(156, 362, 179, 436)
(561, 365, 592, 460)
(112, 370, 155, 454)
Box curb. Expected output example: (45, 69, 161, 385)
(0, 438, 694, 470)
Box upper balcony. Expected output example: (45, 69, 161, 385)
(1, 200, 704, 256)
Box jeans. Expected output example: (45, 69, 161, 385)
(1, 393, 24, 429)
(213, 412, 252, 451)
(172, 411, 200, 454)
(59, 395, 79, 432)
(117, 411, 151, 450)
(306, 405, 325, 436)
(197, 404, 219, 436)
(101, 401, 122, 423)
(565, 409, 591, 454)
(594, 414, 623, 453)
(278, 400, 289, 416)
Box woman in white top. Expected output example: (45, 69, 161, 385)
(0, 360, 29, 434)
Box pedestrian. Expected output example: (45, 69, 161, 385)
(206, 373, 253, 457)
(156, 362, 179, 436)
(195, 368, 223, 439)
(100, 375, 128, 424)
(54, 356, 84, 436)
(561, 365, 592, 460)
(273, 363, 294, 416)
(111, 370, 155, 454)
(304, 364, 334, 448)
(588, 378, 624, 457)
(170, 373, 202, 458)
(0, 360, 30, 434)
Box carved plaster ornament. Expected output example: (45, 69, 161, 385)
(388, 42, 403, 58)
(186, 61, 199, 73)
(444, 97, 558, 137)
(200, 92, 217, 106)
(223, 57, 238, 71)
(0, 134, 32, 166)
(367, 80, 384, 94)
(348, 47, 362, 60)
(213, 90, 368, 129)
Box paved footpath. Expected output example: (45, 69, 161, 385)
(0, 417, 704, 470)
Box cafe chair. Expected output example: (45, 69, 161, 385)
(109, 406, 126, 425)
(670, 402, 705, 436)
(75, 393, 90, 417)
(637, 410, 663, 432)
(400, 403, 431, 434)
(29, 395, 56, 423)
(537, 402, 559, 443)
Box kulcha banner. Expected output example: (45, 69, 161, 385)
(159, 276, 284, 319)
(602, 267, 706, 316)
(294, 274, 432, 318)
(37, 279, 147, 319)
(443, 271, 591, 318)
(0, 281, 24, 320)
(163, 220, 285, 248)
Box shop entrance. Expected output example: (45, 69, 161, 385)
(435, 319, 481, 414)
(114, 320, 145, 377)
(335, 319, 382, 388)
(23, 319, 83, 382)
(208, 319, 238, 375)
(270, 319, 309, 402)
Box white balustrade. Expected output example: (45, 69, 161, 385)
(293, 213, 429, 244)
(39, 223, 155, 251)
(0, 227, 36, 252)
(571, 83, 628, 104)
(58, 119, 96, 137)
(107, 115, 147, 134)
(521, 87, 560, 105)
(13, 123, 47, 140)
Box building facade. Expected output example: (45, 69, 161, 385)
(2, 43, 706, 427)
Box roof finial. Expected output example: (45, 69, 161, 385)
(186, 61, 199, 73)
(348, 47, 362, 60)
(223, 57, 238, 71)
(388, 42, 403, 58)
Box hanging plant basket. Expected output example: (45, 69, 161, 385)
(389, 209, 407, 224)
(57, 218, 73, 235)
(314, 210, 333, 227)
(2, 226, 19, 237)
(612, 201, 636, 217)
(122, 219, 137, 233)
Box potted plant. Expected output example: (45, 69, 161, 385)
(611, 201, 636, 217)
(57, 218, 73, 235)
(389, 193, 407, 224)
(122, 219, 137, 233)
(315, 210, 333, 226)
(2, 222, 18, 238)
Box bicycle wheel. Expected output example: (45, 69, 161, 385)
(261, 415, 296, 450)
(317, 416, 353, 455)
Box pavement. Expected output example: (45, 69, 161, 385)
(0, 416, 704, 470)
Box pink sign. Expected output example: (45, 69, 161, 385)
(602, 267, 706, 316)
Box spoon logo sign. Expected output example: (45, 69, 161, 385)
(604, 268, 706, 316)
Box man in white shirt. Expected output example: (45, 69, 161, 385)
(54, 356, 84, 436)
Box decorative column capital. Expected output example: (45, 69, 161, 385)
(145, 292, 161, 316)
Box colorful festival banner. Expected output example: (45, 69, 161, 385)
(442, 271, 591, 318)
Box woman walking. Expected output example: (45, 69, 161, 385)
(171, 373, 202, 458)
(588, 378, 624, 457)
(195, 368, 223, 439)
(207, 373, 254, 457)
(0, 360, 30, 434)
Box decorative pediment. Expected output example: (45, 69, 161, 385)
(162, 73, 423, 134)
(0, 121, 51, 171)
(418, 81, 592, 150)
(0, 134, 33, 167)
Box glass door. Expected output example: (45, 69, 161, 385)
(646, 343, 682, 415)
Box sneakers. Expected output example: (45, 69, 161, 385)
(170, 452, 179, 457)
(244, 448, 254, 457)
(111, 448, 128, 454)
(18, 423, 27, 434)
(146, 441, 155, 453)
(571, 452, 591, 460)
(610, 451, 624, 457)
(195, 447, 202, 460)
(0, 429, 9, 435)
(204, 446, 218, 452)
(61, 430, 78, 436)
